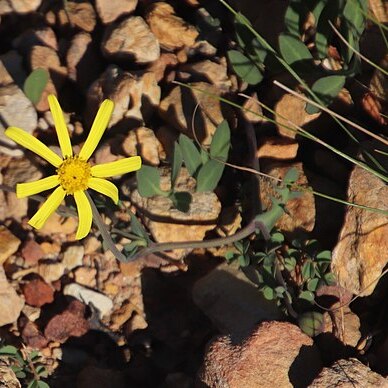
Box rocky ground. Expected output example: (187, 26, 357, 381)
(0, 0, 387, 387)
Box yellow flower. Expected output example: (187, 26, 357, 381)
(5, 95, 142, 239)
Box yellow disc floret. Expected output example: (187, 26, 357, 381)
(57, 155, 91, 194)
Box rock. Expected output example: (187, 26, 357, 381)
(0, 51, 26, 88)
(21, 240, 45, 266)
(159, 82, 229, 146)
(84, 236, 101, 255)
(260, 162, 315, 235)
(39, 212, 78, 237)
(148, 53, 179, 82)
(63, 245, 84, 271)
(199, 321, 322, 388)
(21, 320, 48, 349)
(22, 279, 54, 307)
(130, 167, 221, 260)
(74, 267, 97, 288)
(66, 32, 102, 92)
(214, 206, 242, 238)
(309, 358, 387, 387)
(146, 2, 199, 50)
(101, 16, 160, 63)
(38, 262, 66, 283)
(22, 305, 41, 321)
(369, 0, 388, 23)
(257, 136, 299, 160)
(95, 0, 137, 24)
(275, 93, 320, 139)
(0, 0, 41, 15)
(193, 262, 282, 338)
(0, 61, 38, 156)
(29, 45, 67, 111)
(179, 58, 231, 92)
(3, 156, 42, 187)
(44, 300, 89, 343)
(322, 306, 361, 348)
(123, 127, 162, 166)
(241, 92, 265, 123)
(332, 165, 388, 296)
(87, 66, 160, 127)
(63, 283, 113, 318)
(0, 226, 21, 265)
(13, 26, 58, 52)
(66, 1, 96, 32)
(0, 267, 24, 326)
(0, 365, 21, 388)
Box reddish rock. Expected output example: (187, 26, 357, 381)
(198, 321, 322, 388)
(44, 300, 89, 343)
(21, 321, 48, 349)
(22, 279, 54, 307)
(21, 240, 45, 266)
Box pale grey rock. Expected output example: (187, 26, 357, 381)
(63, 283, 113, 318)
(95, 0, 137, 24)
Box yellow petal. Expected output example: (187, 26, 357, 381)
(5, 127, 63, 167)
(91, 156, 142, 178)
(79, 99, 114, 161)
(28, 186, 66, 229)
(16, 175, 59, 198)
(48, 95, 73, 158)
(74, 191, 93, 240)
(87, 177, 119, 204)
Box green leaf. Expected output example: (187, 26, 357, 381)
(238, 254, 250, 267)
(23, 68, 49, 104)
(35, 365, 48, 377)
(284, 257, 297, 272)
(130, 213, 148, 240)
(262, 286, 275, 300)
(316, 250, 331, 262)
(342, 0, 366, 36)
(169, 191, 192, 213)
(36, 381, 50, 388)
(225, 251, 235, 261)
(298, 311, 324, 337)
(278, 33, 313, 65)
(171, 142, 183, 187)
(179, 134, 202, 176)
(299, 290, 315, 302)
(196, 159, 224, 192)
(200, 148, 209, 164)
(210, 120, 231, 161)
(270, 232, 284, 244)
(0, 345, 18, 356)
(307, 278, 320, 292)
(306, 75, 346, 114)
(284, 0, 304, 37)
(324, 272, 336, 285)
(302, 261, 316, 280)
(136, 166, 166, 197)
(227, 50, 263, 85)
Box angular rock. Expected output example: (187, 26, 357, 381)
(63, 283, 113, 318)
(309, 358, 387, 387)
(44, 300, 89, 343)
(22, 279, 54, 307)
(123, 127, 162, 166)
(131, 167, 221, 260)
(199, 321, 322, 388)
(101, 16, 160, 63)
(38, 262, 66, 283)
(62, 245, 84, 271)
(95, 0, 137, 24)
(87, 66, 160, 127)
(0, 61, 38, 156)
(260, 162, 315, 235)
(0, 0, 41, 15)
(193, 262, 282, 338)
(66, 1, 96, 32)
(159, 82, 229, 146)
(332, 165, 388, 296)
(21, 240, 45, 266)
(0, 226, 21, 265)
(148, 53, 179, 83)
(275, 93, 320, 139)
(21, 320, 48, 349)
(146, 2, 199, 50)
(66, 32, 102, 92)
(0, 267, 24, 326)
(257, 136, 299, 160)
(39, 212, 78, 237)
(74, 267, 97, 288)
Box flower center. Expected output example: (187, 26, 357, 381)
(57, 156, 91, 194)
